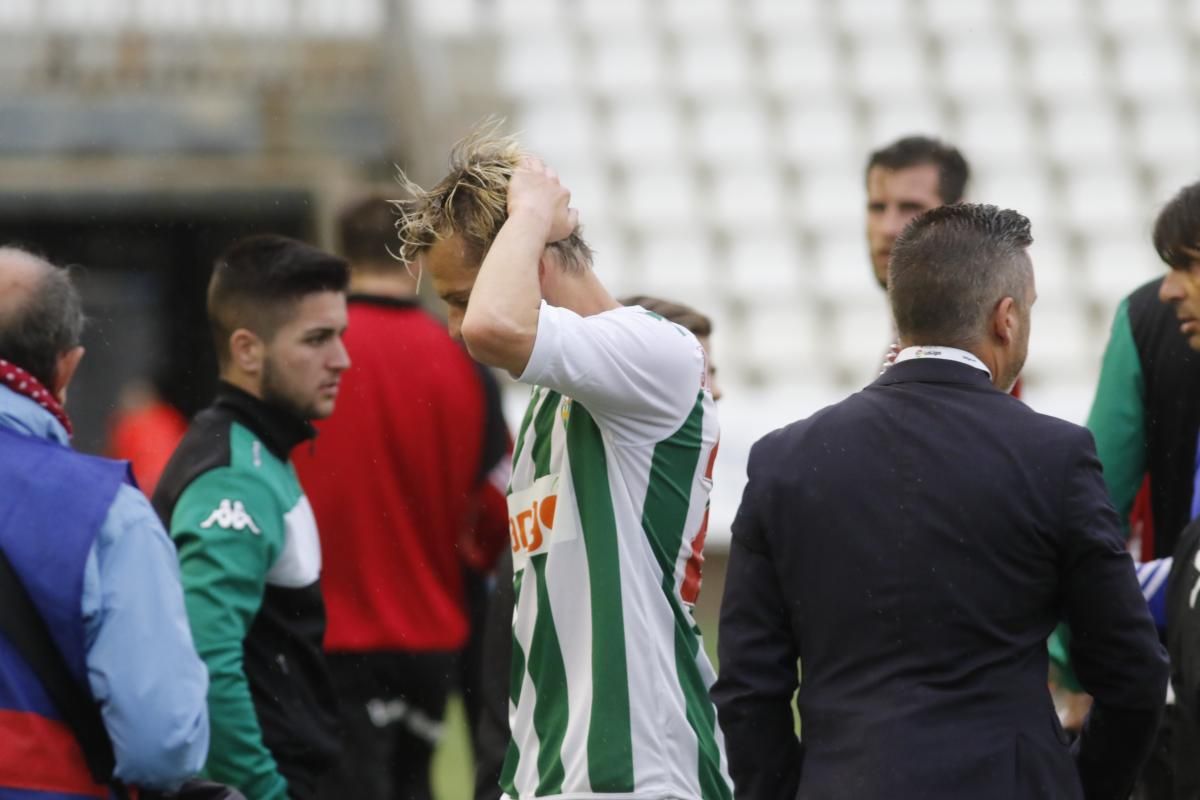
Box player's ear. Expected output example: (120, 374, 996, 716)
(230, 328, 265, 375)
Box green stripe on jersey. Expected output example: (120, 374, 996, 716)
(527, 554, 567, 794)
(500, 570, 527, 798)
(509, 387, 541, 493)
(643, 395, 732, 800)
(567, 404, 636, 793)
(674, 612, 732, 800)
(641, 394, 705, 580)
(531, 391, 561, 479)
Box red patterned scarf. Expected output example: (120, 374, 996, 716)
(0, 358, 72, 436)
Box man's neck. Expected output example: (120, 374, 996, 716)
(547, 269, 620, 317)
(349, 271, 417, 299)
(219, 371, 263, 402)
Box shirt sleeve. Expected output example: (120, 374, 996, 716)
(81, 483, 210, 790)
(710, 437, 803, 799)
(1059, 428, 1168, 798)
(1086, 297, 1146, 532)
(518, 303, 706, 441)
(170, 467, 289, 800)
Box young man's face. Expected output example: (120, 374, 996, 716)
(260, 290, 350, 420)
(865, 163, 943, 289)
(1159, 249, 1200, 351)
(425, 233, 480, 341)
(696, 334, 722, 402)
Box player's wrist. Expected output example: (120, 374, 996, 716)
(506, 203, 557, 243)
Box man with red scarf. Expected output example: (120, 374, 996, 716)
(0, 247, 209, 796)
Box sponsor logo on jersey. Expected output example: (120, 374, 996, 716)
(506, 473, 577, 568)
(201, 499, 262, 534)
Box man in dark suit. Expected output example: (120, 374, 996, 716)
(712, 203, 1169, 800)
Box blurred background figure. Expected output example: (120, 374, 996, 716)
(106, 376, 188, 496)
(864, 136, 969, 291)
(293, 195, 510, 800)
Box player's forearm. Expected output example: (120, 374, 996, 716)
(461, 210, 548, 374)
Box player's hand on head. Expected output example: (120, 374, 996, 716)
(508, 155, 579, 244)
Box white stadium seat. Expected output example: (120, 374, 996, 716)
(834, 0, 910, 34)
(620, 167, 701, 231)
(1096, 0, 1173, 35)
(1011, 0, 1087, 33)
(1113, 37, 1189, 100)
(1130, 102, 1200, 173)
(633, 232, 717, 296)
(708, 169, 787, 232)
(922, 0, 999, 35)
(587, 33, 667, 97)
(739, 301, 820, 379)
(796, 170, 864, 235)
(938, 36, 1018, 100)
(954, 99, 1036, 166)
(811, 235, 878, 301)
(761, 33, 842, 98)
(779, 99, 861, 167)
(727, 234, 805, 298)
(517, 99, 597, 164)
(866, 98, 948, 151)
(576, 0, 649, 31)
(1026, 33, 1105, 101)
(1082, 235, 1165, 301)
(971, 168, 1055, 228)
(693, 100, 774, 168)
(848, 37, 928, 100)
(1061, 167, 1143, 233)
(605, 99, 688, 165)
(674, 33, 752, 98)
(1044, 102, 1126, 169)
(499, 36, 578, 96)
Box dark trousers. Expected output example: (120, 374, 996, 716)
(315, 650, 458, 800)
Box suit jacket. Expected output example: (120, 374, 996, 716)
(712, 358, 1168, 800)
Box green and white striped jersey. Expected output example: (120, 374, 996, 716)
(501, 302, 732, 800)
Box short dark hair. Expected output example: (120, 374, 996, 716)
(0, 249, 84, 390)
(1153, 181, 1200, 269)
(866, 136, 970, 205)
(889, 204, 1033, 349)
(619, 295, 712, 337)
(207, 235, 350, 368)
(337, 194, 402, 269)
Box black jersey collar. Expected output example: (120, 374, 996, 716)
(213, 381, 316, 461)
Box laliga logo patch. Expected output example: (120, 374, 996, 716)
(201, 499, 262, 535)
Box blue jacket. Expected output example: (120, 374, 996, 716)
(0, 384, 209, 791)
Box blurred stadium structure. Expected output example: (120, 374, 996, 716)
(0, 0, 1192, 540)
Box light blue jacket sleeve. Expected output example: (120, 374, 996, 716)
(81, 483, 210, 790)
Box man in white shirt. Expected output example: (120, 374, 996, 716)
(397, 127, 731, 800)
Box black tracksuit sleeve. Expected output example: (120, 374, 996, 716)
(711, 445, 802, 800)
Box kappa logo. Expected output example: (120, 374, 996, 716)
(201, 499, 262, 534)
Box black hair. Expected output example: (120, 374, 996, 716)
(207, 234, 350, 367)
(866, 136, 971, 205)
(1153, 181, 1200, 269)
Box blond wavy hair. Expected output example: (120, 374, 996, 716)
(394, 121, 593, 273)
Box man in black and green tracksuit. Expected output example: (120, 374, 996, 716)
(1088, 277, 1200, 559)
(154, 234, 351, 799)
(154, 382, 340, 799)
